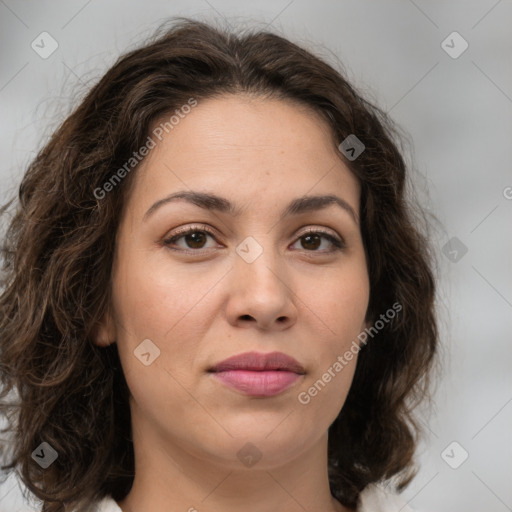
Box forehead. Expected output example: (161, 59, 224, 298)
(169, 94, 335, 145)
(125, 94, 359, 215)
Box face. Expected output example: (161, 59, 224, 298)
(95, 94, 370, 470)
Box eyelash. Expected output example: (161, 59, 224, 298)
(162, 224, 346, 255)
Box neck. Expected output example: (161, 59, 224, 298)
(116, 407, 353, 512)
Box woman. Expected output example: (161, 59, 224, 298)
(0, 17, 439, 512)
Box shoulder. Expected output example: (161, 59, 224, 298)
(358, 483, 415, 512)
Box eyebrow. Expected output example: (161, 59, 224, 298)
(143, 190, 359, 225)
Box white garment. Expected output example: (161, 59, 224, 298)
(89, 483, 414, 512)
(358, 483, 415, 511)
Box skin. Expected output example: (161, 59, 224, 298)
(94, 94, 370, 512)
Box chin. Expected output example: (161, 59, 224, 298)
(195, 428, 312, 469)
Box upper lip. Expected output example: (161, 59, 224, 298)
(208, 351, 306, 374)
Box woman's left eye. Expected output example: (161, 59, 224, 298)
(291, 229, 345, 252)
(163, 226, 345, 253)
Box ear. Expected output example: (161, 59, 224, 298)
(91, 307, 117, 347)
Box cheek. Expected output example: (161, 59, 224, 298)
(111, 246, 212, 342)
(298, 263, 369, 407)
(110, 263, 203, 426)
(311, 264, 370, 335)
(110, 248, 219, 401)
(295, 352, 358, 437)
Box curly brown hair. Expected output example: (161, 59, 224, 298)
(0, 16, 440, 512)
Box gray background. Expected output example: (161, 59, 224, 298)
(1, 1, 511, 511)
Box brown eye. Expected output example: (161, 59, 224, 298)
(182, 231, 208, 249)
(300, 233, 322, 251)
(292, 229, 345, 253)
(163, 227, 218, 251)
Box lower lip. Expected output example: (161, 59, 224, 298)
(211, 370, 302, 397)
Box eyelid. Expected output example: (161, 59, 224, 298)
(166, 223, 217, 238)
(297, 226, 344, 241)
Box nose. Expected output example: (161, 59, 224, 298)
(224, 241, 298, 331)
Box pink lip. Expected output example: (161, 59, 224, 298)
(212, 370, 302, 397)
(208, 351, 305, 397)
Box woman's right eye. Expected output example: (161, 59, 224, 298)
(163, 226, 218, 252)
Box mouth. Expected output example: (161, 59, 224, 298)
(207, 351, 305, 397)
